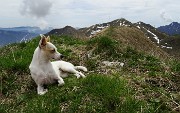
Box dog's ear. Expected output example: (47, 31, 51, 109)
(40, 34, 46, 38)
(46, 36, 50, 42)
(39, 36, 47, 48)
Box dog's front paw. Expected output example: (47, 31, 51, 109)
(77, 75, 81, 79)
(58, 81, 65, 86)
(75, 73, 81, 79)
(38, 89, 48, 95)
(79, 72, 86, 78)
(81, 75, 86, 78)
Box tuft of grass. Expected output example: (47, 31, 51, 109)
(87, 36, 122, 60)
(85, 59, 97, 71)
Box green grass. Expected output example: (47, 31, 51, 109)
(84, 59, 97, 71)
(123, 47, 164, 76)
(86, 36, 166, 76)
(1, 34, 180, 113)
(0, 74, 165, 113)
(81, 75, 142, 113)
(170, 60, 180, 74)
(87, 35, 122, 60)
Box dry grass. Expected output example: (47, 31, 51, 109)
(112, 27, 169, 59)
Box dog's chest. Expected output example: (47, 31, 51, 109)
(39, 63, 56, 77)
(40, 66, 57, 84)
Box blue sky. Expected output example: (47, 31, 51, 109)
(0, 0, 179, 29)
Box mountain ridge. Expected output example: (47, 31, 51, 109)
(0, 26, 53, 46)
(1, 19, 180, 57)
(0, 26, 53, 34)
(47, 18, 175, 57)
(0, 29, 37, 46)
(46, 18, 180, 57)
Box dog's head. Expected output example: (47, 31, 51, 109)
(39, 34, 64, 60)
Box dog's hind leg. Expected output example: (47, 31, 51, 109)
(72, 70, 86, 78)
(74, 73, 81, 79)
(76, 71, 86, 78)
(75, 66, 87, 72)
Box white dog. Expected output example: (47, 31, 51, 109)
(29, 35, 87, 95)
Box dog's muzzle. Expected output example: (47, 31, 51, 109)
(52, 53, 64, 60)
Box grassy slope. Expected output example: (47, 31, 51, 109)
(161, 35, 180, 57)
(0, 28, 180, 112)
(108, 27, 169, 59)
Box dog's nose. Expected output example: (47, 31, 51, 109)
(60, 55, 64, 59)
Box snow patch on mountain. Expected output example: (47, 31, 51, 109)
(136, 26, 141, 29)
(90, 25, 109, 37)
(143, 27, 160, 44)
(91, 29, 102, 35)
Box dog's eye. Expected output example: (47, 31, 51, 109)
(51, 49, 55, 53)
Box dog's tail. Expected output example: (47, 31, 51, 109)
(75, 66, 87, 72)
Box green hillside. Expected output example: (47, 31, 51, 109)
(0, 27, 180, 112)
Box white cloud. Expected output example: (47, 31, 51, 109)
(19, 0, 53, 29)
(49, 0, 156, 27)
(160, 9, 173, 22)
(0, 0, 179, 28)
(37, 19, 49, 30)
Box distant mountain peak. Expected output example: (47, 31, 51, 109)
(170, 22, 180, 27)
(136, 21, 143, 24)
(113, 18, 129, 22)
(47, 25, 86, 38)
(158, 22, 180, 35)
(64, 25, 74, 29)
(171, 22, 179, 24)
